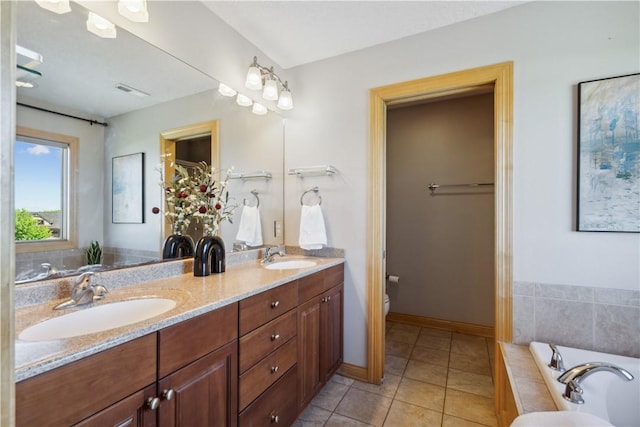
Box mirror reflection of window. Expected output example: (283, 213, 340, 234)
(15, 127, 77, 252)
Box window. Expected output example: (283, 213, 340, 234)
(15, 127, 77, 252)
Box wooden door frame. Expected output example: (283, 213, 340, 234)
(367, 63, 513, 396)
(159, 120, 219, 241)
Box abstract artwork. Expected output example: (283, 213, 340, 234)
(577, 73, 639, 232)
(112, 152, 145, 224)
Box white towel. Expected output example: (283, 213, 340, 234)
(235, 205, 263, 247)
(299, 204, 327, 250)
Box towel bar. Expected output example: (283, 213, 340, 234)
(300, 187, 322, 206)
(243, 190, 260, 207)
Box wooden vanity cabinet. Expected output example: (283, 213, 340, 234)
(74, 385, 158, 427)
(297, 264, 344, 411)
(16, 334, 158, 427)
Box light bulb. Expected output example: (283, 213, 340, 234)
(252, 103, 268, 115)
(87, 12, 117, 38)
(262, 77, 278, 101)
(236, 93, 253, 107)
(35, 0, 71, 14)
(277, 88, 293, 110)
(245, 66, 262, 90)
(118, 0, 149, 23)
(218, 83, 237, 97)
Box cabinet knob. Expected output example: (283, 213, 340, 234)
(271, 301, 280, 309)
(162, 389, 175, 401)
(270, 365, 279, 374)
(271, 414, 279, 423)
(327, 296, 332, 301)
(146, 397, 161, 410)
(271, 333, 280, 341)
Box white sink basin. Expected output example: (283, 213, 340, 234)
(19, 298, 176, 341)
(264, 260, 317, 270)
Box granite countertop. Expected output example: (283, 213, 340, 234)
(15, 255, 344, 382)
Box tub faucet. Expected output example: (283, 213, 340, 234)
(53, 272, 109, 310)
(557, 362, 634, 404)
(548, 344, 565, 372)
(194, 236, 226, 276)
(261, 247, 285, 264)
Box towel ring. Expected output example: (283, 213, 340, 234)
(300, 187, 322, 206)
(243, 190, 260, 208)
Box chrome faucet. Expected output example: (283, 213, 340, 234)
(261, 247, 285, 264)
(53, 272, 109, 310)
(548, 344, 565, 372)
(557, 362, 634, 404)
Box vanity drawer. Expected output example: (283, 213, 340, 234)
(16, 334, 157, 427)
(239, 366, 298, 427)
(239, 337, 297, 410)
(240, 280, 297, 335)
(158, 303, 238, 378)
(239, 308, 297, 373)
(298, 271, 324, 304)
(325, 264, 344, 289)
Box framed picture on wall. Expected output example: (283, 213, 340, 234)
(112, 152, 145, 224)
(577, 73, 639, 232)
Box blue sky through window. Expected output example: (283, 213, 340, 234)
(15, 140, 63, 212)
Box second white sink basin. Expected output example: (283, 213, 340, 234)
(19, 298, 176, 341)
(264, 260, 317, 270)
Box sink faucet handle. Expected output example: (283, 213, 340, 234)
(563, 379, 584, 404)
(548, 344, 565, 372)
(91, 284, 109, 301)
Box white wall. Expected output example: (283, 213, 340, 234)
(285, 1, 640, 367)
(16, 104, 105, 249)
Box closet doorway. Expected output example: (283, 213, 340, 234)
(366, 63, 513, 402)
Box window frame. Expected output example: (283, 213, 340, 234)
(15, 126, 78, 253)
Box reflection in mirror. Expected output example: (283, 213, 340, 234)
(14, 0, 284, 284)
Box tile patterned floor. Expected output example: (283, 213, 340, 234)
(293, 321, 497, 427)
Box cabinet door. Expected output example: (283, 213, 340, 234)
(158, 341, 238, 427)
(320, 284, 343, 382)
(297, 297, 322, 410)
(74, 385, 157, 427)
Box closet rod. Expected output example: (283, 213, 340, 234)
(17, 102, 108, 127)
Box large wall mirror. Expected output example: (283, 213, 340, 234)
(15, 0, 284, 283)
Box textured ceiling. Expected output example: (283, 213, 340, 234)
(202, 1, 526, 69)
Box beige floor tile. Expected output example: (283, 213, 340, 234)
(404, 360, 448, 387)
(383, 400, 442, 427)
(450, 333, 489, 357)
(416, 333, 452, 352)
(447, 368, 494, 398)
(444, 389, 497, 427)
(293, 404, 333, 426)
(411, 345, 450, 368)
(332, 374, 355, 386)
(335, 388, 393, 427)
(326, 413, 375, 427)
(386, 328, 420, 345)
(449, 351, 491, 376)
(442, 414, 488, 427)
(311, 380, 350, 411)
(385, 354, 409, 376)
(352, 373, 401, 397)
(386, 339, 414, 358)
(419, 327, 452, 339)
(390, 323, 422, 334)
(394, 377, 445, 413)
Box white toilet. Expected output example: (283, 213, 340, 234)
(384, 293, 390, 316)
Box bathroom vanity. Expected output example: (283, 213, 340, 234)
(14, 257, 344, 427)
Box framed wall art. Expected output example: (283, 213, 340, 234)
(577, 73, 639, 232)
(112, 152, 145, 224)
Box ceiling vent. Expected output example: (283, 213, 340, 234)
(115, 83, 150, 97)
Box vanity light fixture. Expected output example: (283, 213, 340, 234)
(244, 56, 294, 110)
(118, 0, 149, 23)
(252, 102, 267, 115)
(218, 83, 237, 97)
(35, 0, 71, 14)
(87, 12, 117, 38)
(236, 93, 253, 107)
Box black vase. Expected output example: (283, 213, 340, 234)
(162, 235, 195, 260)
(193, 235, 226, 276)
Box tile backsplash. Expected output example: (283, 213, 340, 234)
(513, 281, 640, 357)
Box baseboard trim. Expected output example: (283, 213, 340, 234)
(387, 312, 495, 338)
(337, 363, 369, 382)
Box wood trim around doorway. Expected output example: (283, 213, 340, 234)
(367, 63, 513, 399)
